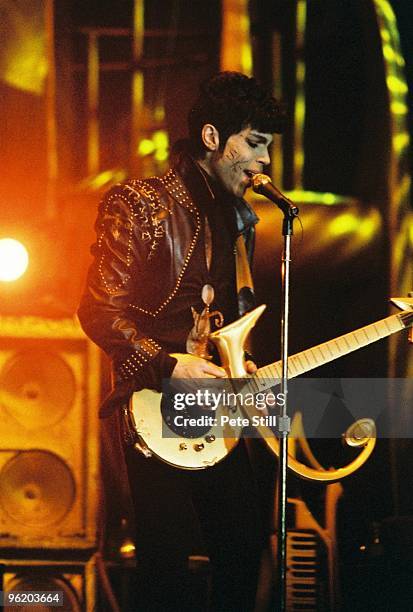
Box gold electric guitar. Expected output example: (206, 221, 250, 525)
(127, 298, 413, 481)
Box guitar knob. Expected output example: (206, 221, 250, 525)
(179, 443, 188, 451)
(205, 435, 215, 443)
(193, 443, 205, 452)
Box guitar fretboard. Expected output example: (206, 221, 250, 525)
(247, 312, 405, 394)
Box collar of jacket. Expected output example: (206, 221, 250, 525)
(170, 153, 259, 237)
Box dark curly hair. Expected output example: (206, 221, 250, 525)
(187, 71, 286, 156)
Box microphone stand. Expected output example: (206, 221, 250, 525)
(276, 203, 299, 611)
(251, 174, 299, 609)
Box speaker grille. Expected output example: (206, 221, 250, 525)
(0, 451, 76, 528)
(0, 349, 76, 429)
(4, 573, 83, 612)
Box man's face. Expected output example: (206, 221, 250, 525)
(208, 126, 273, 198)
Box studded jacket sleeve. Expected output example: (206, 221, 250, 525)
(78, 183, 177, 415)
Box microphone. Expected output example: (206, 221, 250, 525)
(252, 174, 299, 217)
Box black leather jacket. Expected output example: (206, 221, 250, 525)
(78, 155, 258, 416)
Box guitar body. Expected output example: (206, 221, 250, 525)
(129, 388, 242, 469)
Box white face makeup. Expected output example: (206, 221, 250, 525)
(201, 126, 273, 198)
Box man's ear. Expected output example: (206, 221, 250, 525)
(201, 124, 220, 152)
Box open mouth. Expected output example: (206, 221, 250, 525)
(243, 169, 257, 183)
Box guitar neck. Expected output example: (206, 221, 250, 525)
(254, 311, 412, 389)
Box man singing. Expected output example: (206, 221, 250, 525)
(79, 71, 285, 611)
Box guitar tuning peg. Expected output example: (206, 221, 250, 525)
(406, 292, 412, 343)
(407, 319, 413, 344)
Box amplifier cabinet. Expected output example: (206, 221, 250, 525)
(0, 317, 100, 550)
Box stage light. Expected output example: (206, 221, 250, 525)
(0, 238, 29, 282)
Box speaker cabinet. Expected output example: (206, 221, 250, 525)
(0, 316, 100, 550)
(1, 555, 96, 612)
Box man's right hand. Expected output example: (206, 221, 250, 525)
(171, 353, 227, 379)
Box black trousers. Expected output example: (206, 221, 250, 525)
(125, 439, 265, 612)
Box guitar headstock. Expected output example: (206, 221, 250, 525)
(391, 295, 413, 343)
(390, 296, 413, 311)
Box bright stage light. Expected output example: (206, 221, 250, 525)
(0, 238, 29, 281)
